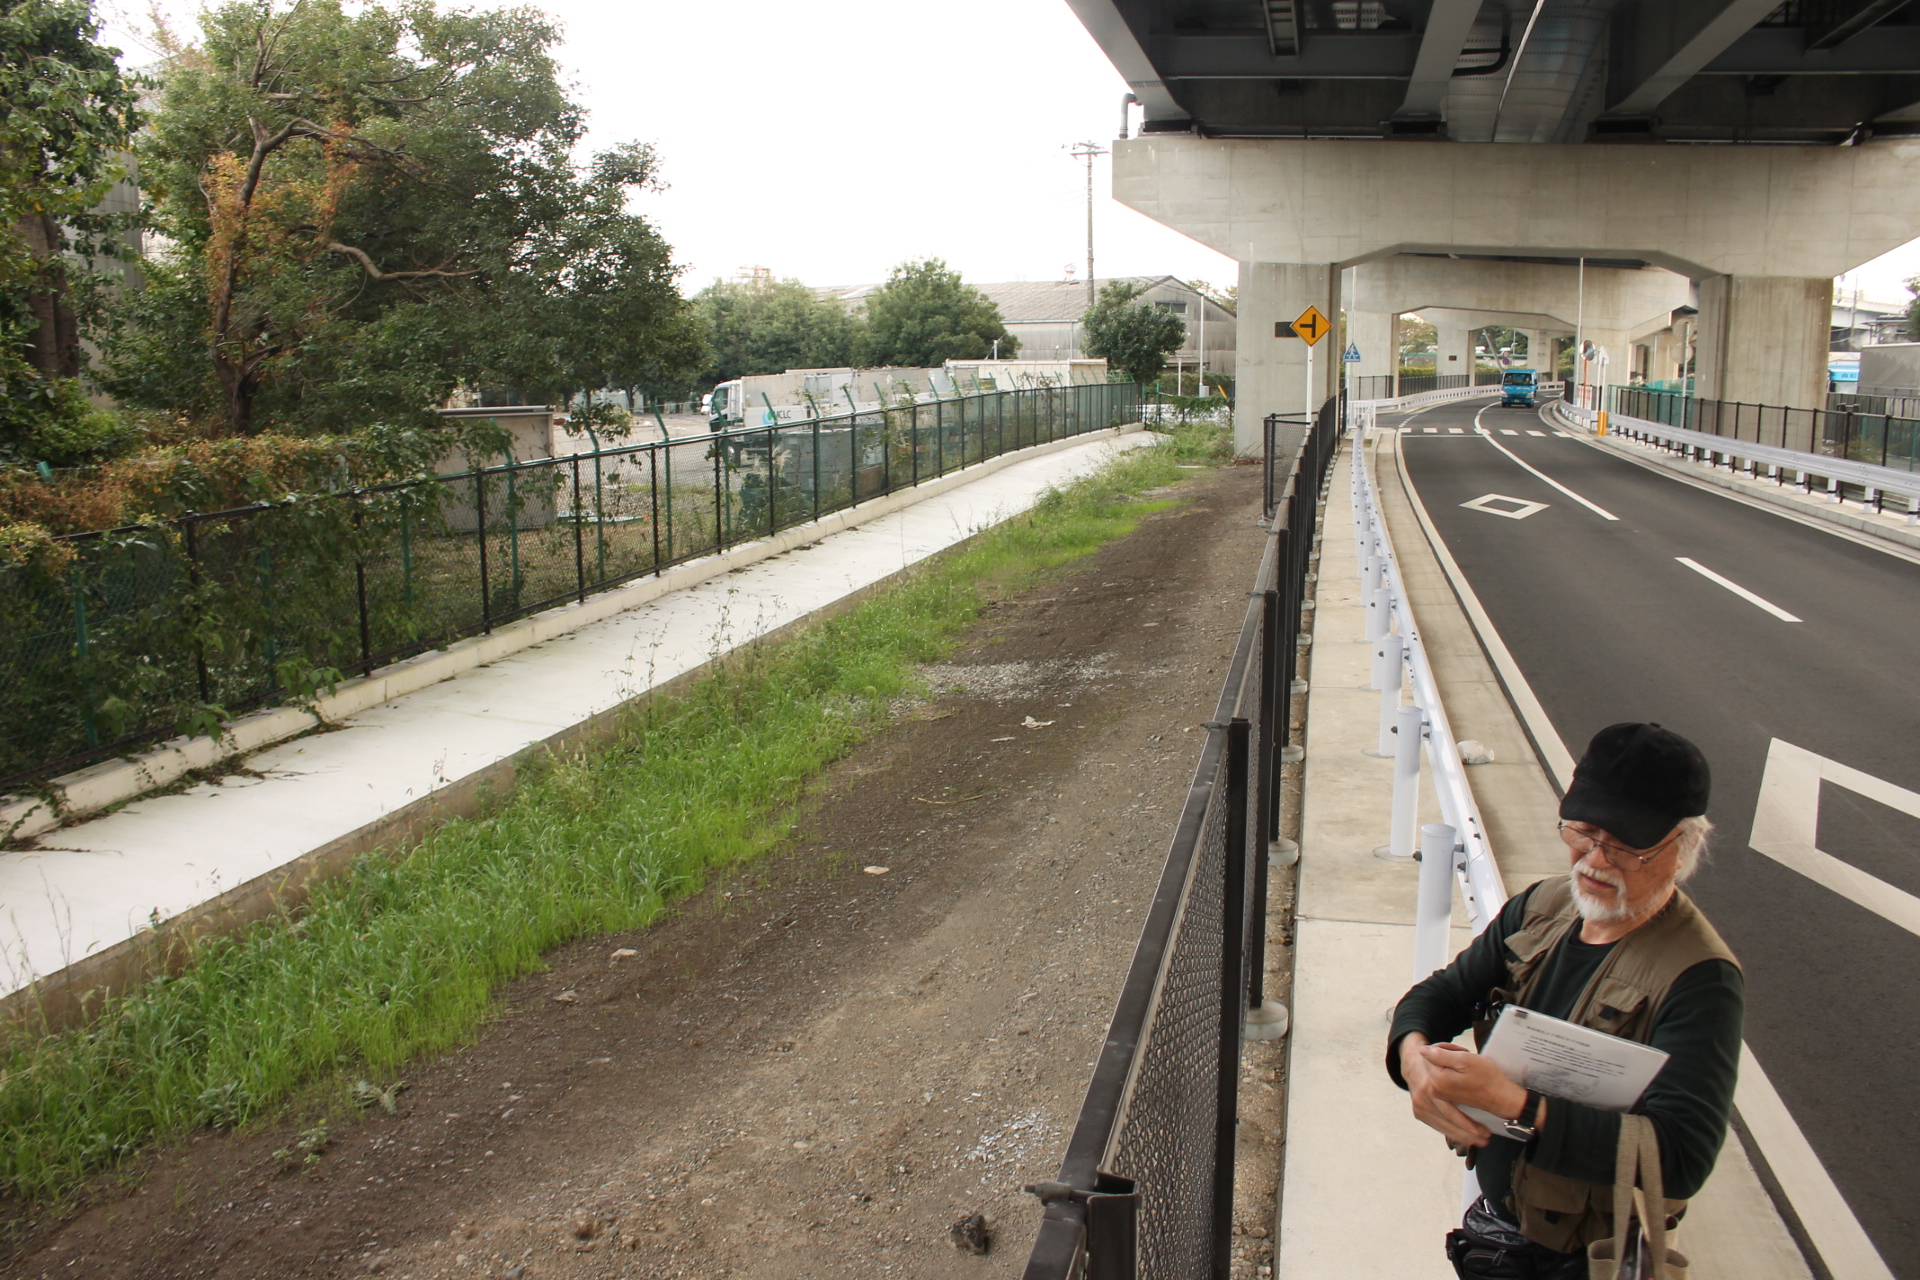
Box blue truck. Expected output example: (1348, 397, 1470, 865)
(1500, 368, 1538, 407)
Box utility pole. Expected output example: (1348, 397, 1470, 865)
(1070, 141, 1107, 311)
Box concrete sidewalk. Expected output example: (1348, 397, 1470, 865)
(0, 429, 1153, 1012)
(1275, 430, 1811, 1279)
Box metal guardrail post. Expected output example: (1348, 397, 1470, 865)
(1415, 823, 1458, 980)
(1372, 633, 1404, 755)
(1377, 703, 1423, 861)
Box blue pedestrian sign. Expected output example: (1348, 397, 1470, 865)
(1342, 342, 1362, 363)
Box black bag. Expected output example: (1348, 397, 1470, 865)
(1448, 1197, 1588, 1280)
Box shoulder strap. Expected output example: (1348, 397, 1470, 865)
(1608, 1115, 1672, 1280)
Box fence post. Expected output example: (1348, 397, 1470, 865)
(572, 458, 587, 602)
(72, 571, 98, 748)
(475, 467, 492, 634)
(1414, 823, 1457, 980)
(813, 415, 822, 522)
(180, 515, 213, 704)
(1375, 704, 1423, 860)
(714, 437, 725, 548)
(768, 425, 779, 537)
(1213, 716, 1251, 1280)
(354, 493, 372, 676)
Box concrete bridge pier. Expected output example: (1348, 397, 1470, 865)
(1237, 262, 1342, 436)
(1114, 137, 1920, 454)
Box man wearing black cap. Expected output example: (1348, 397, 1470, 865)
(1385, 724, 1744, 1279)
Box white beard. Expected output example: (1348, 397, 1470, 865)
(1570, 865, 1635, 923)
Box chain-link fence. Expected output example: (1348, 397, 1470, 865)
(2, 382, 1142, 789)
(1020, 397, 1340, 1280)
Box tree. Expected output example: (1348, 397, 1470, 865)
(693, 276, 862, 385)
(104, 0, 704, 438)
(859, 258, 1014, 367)
(1081, 281, 1183, 386)
(0, 0, 142, 465)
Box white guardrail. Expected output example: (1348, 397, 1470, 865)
(1350, 423, 1509, 978)
(1562, 402, 1920, 519)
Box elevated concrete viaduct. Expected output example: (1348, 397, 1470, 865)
(1072, 0, 1920, 448)
(1116, 136, 1920, 450)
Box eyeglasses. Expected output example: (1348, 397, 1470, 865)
(1556, 821, 1678, 871)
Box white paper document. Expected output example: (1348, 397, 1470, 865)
(1457, 1006, 1670, 1133)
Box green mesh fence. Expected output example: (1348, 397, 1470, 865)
(2, 382, 1142, 787)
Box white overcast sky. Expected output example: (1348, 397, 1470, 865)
(101, 0, 1920, 306)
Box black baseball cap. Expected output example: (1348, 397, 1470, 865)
(1559, 723, 1711, 851)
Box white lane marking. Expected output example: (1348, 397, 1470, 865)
(1447, 427, 1463, 434)
(1737, 1043, 1900, 1280)
(1525, 430, 1546, 437)
(1423, 427, 1438, 434)
(1461, 493, 1548, 520)
(1750, 738, 1920, 935)
(1500, 429, 1519, 436)
(1399, 447, 1885, 1275)
(1471, 406, 1619, 520)
(1675, 557, 1802, 622)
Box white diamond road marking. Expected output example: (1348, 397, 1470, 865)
(1461, 493, 1549, 520)
(1675, 557, 1802, 622)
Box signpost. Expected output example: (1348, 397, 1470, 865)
(1285, 305, 1331, 423)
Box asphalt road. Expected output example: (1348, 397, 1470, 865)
(1393, 395, 1920, 1276)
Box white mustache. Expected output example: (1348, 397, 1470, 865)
(1579, 863, 1625, 893)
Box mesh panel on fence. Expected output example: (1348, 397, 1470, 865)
(3, 382, 1142, 788)
(1108, 784, 1230, 1279)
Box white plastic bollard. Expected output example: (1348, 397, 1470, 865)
(1365, 585, 1390, 643)
(1363, 553, 1383, 599)
(1374, 704, 1423, 861)
(1908, 496, 1918, 527)
(1413, 822, 1457, 980)
(1371, 634, 1404, 755)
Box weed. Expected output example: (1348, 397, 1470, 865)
(0, 435, 1200, 1202)
(271, 1123, 331, 1171)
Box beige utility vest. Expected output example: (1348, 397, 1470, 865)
(1476, 875, 1739, 1254)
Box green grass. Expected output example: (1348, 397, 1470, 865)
(1149, 418, 1235, 464)
(0, 432, 1219, 1204)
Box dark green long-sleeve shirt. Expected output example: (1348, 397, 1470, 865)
(1386, 882, 1744, 1209)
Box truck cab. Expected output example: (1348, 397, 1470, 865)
(1500, 368, 1537, 407)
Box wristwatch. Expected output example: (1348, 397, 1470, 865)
(1502, 1090, 1545, 1142)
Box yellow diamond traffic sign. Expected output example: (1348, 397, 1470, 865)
(1292, 305, 1330, 346)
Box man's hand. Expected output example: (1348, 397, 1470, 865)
(1400, 1035, 1535, 1148)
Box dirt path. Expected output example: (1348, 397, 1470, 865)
(12, 464, 1283, 1280)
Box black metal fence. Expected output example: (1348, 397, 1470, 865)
(2, 382, 1142, 789)
(1349, 369, 1505, 400)
(1608, 384, 1920, 473)
(1020, 398, 1341, 1280)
